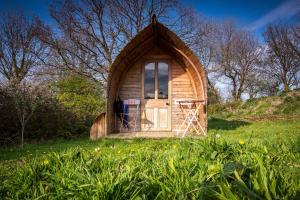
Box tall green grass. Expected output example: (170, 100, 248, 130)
(1, 118, 300, 199)
(1, 136, 299, 199)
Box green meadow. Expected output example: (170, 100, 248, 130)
(1, 117, 299, 199)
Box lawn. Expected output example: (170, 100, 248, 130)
(0, 117, 300, 199)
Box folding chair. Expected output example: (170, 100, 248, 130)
(175, 99, 206, 137)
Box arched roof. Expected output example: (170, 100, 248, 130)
(106, 20, 207, 100)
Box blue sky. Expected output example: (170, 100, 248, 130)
(0, 0, 55, 26)
(187, 0, 300, 39)
(0, 0, 299, 40)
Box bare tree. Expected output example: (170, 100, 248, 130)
(0, 12, 49, 85)
(44, 0, 117, 85)
(291, 14, 300, 59)
(234, 31, 261, 99)
(6, 83, 45, 147)
(44, 0, 178, 86)
(244, 66, 280, 98)
(109, 0, 177, 41)
(264, 23, 300, 92)
(214, 21, 260, 101)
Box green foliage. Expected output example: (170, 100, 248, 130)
(276, 95, 300, 114)
(0, 75, 105, 146)
(209, 89, 300, 119)
(53, 75, 105, 118)
(51, 75, 106, 138)
(0, 119, 299, 199)
(208, 86, 221, 105)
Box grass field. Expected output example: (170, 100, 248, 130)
(1, 117, 300, 199)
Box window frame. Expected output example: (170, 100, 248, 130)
(142, 60, 170, 100)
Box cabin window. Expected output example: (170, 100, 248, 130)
(144, 61, 169, 99)
(144, 63, 155, 99)
(158, 62, 168, 99)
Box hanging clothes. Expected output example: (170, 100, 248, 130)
(113, 96, 129, 128)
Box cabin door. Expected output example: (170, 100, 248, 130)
(141, 61, 171, 131)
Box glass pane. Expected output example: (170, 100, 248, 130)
(144, 63, 155, 99)
(158, 62, 168, 99)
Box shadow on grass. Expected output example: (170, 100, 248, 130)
(208, 117, 251, 131)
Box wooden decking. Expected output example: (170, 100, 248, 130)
(107, 131, 176, 138)
(106, 131, 206, 139)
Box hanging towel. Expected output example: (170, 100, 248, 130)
(122, 101, 129, 128)
(113, 96, 122, 121)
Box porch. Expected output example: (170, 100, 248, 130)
(107, 131, 175, 138)
(106, 131, 205, 139)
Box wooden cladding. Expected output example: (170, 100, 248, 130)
(116, 54, 199, 133)
(171, 61, 196, 130)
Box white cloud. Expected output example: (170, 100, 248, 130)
(247, 0, 300, 30)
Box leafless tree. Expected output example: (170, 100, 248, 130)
(244, 65, 280, 98)
(234, 31, 261, 99)
(291, 14, 300, 59)
(264, 23, 300, 92)
(0, 12, 49, 85)
(214, 21, 260, 101)
(292, 26, 300, 59)
(44, 0, 178, 86)
(6, 83, 46, 147)
(44, 0, 116, 84)
(109, 0, 177, 41)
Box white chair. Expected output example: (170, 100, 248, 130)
(175, 99, 206, 137)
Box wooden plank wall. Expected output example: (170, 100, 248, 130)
(90, 112, 106, 140)
(188, 66, 206, 132)
(171, 61, 197, 131)
(117, 62, 142, 132)
(115, 52, 200, 133)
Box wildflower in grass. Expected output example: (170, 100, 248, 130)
(168, 158, 176, 172)
(94, 147, 100, 152)
(216, 134, 221, 138)
(45, 185, 49, 193)
(125, 165, 131, 171)
(239, 140, 245, 145)
(43, 159, 49, 165)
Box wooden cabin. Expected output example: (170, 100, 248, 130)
(90, 17, 207, 139)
